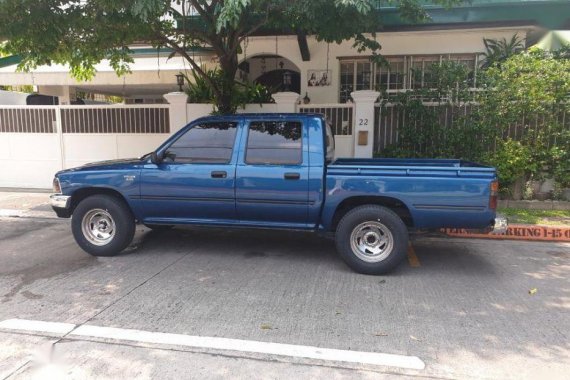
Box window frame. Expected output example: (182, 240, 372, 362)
(244, 120, 304, 166)
(164, 121, 239, 165)
(338, 53, 480, 102)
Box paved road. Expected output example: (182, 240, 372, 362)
(0, 217, 568, 379)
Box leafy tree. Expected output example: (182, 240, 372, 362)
(0, 0, 458, 114)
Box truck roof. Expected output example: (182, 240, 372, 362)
(192, 113, 325, 122)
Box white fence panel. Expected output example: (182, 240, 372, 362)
(0, 133, 62, 188)
(116, 134, 170, 158)
(334, 135, 354, 159)
(62, 134, 170, 169)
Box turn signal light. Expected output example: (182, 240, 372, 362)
(52, 177, 61, 193)
(489, 180, 498, 210)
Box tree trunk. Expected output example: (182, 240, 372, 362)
(216, 54, 239, 115)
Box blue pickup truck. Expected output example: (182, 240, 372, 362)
(51, 113, 506, 274)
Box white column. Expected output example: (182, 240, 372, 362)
(37, 85, 73, 105)
(163, 92, 188, 134)
(351, 90, 379, 158)
(272, 92, 299, 113)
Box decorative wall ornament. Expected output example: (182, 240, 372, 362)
(307, 70, 332, 87)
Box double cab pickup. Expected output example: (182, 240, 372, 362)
(51, 113, 506, 274)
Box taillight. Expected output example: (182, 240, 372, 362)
(489, 180, 499, 210)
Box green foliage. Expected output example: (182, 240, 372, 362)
(0, 84, 34, 93)
(481, 34, 525, 69)
(182, 69, 220, 104)
(498, 207, 570, 226)
(486, 139, 535, 189)
(379, 60, 494, 161)
(0, 0, 460, 114)
(379, 46, 570, 198)
(182, 68, 274, 112)
(477, 48, 570, 187)
(549, 130, 570, 187)
(237, 81, 275, 105)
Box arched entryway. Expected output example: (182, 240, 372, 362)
(237, 54, 301, 93)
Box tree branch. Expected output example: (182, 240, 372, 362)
(158, 33, 223, 100)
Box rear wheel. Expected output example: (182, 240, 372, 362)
(71, 194, 135, 257)
(335, 205, 408, 275)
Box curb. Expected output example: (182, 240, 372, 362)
(0, 209, 57, 219)
(442, 224, 570, 242)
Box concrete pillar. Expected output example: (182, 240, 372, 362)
(37, 85, 74, 105)
(163, 92, 188, 134)
(272, 92, 299, 113)
(351, 90, 379, 158)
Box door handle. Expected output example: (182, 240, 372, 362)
(211, 171, 227, 178)
(284, 172, 300, 180)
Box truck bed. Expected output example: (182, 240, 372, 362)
(328, 158, 495, 178)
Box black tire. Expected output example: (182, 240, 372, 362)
(71, 194, 135, 257)
(335, 205, 408, 275)
(144, 224, 174, 231)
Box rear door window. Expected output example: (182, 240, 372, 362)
(245, 121, 302, 165)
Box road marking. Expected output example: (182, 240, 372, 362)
(407, 243, 421, 267)
(0, 319, 75, 335)
(0, 318, 425, 370)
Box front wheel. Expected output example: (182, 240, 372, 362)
(335, 205, 408, 275)
(71, 194, 135, 257)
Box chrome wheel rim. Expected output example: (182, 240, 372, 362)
(350, 221, 394, 263)
(81, 209, 115, 246)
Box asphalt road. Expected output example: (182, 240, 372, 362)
(0, 216, 569, 380)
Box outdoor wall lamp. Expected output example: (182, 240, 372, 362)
(175, 73, 185, 92)
(303, 92, 311, 104)
(283, 71, 292, 91)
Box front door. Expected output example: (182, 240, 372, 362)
(236, 119, 310, 228)
(140, 120, 239, 224)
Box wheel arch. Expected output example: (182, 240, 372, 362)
(69, 187, 133, 216)
(330, 196, 414, 231)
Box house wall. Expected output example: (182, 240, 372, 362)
(240, 27, 530, 104)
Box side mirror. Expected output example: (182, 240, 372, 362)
(164, 150, 177, 162)
(150, 151, 162, 164)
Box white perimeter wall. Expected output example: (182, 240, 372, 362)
(62, 134, 170, 169)
(0, 133, 62, 188)
(0, 132, 170, 188)
(0, 90, 28, 105)
(1, 103, 293, 188)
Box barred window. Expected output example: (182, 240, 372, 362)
(338, 54, 479, 102)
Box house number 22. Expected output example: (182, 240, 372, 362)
(359, 118, 369, 126)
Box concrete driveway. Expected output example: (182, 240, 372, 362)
(0, 216, 568, 379)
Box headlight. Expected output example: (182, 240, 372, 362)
(52, 177, 62, 193)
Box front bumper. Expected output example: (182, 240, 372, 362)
(50, 194, 72, 218)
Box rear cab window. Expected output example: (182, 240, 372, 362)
(245, 121, 303, 165)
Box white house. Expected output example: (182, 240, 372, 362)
(2, 1, 568, 105)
